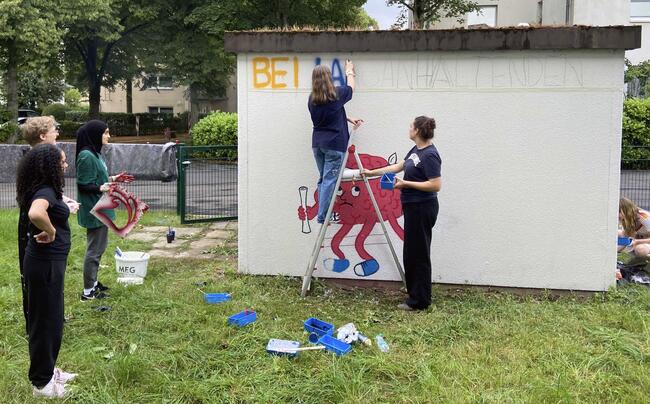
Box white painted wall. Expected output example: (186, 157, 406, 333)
(237, 50, 625, 291)
(572, 0, 629, 26)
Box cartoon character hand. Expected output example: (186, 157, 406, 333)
(99, 183, 114, 192)
(111, 172, 134, 183)
(298, 206, 307, 221)
(66, 200, 80, 214)
(34, 230, 55, 244)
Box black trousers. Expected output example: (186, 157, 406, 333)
(23, 255, 66, 388)
(18, 209, 29, 334)
(403, 198, 439, 310)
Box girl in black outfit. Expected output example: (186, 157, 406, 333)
(16, 144, 77, 398)
(362, 116, 442, 311)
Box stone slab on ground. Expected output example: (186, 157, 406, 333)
(204, 229, 232, 240)
(126, 232, 160, 242)
(190, 238, 226, 251)
(152, 239, 188, 249)
(208, 221, 231, 230)
(147, 249, 178, 258)
(173, 227, 201, 237)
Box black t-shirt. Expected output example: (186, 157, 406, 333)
(25, 186, 71, 260)
(401, 144, 442, 204)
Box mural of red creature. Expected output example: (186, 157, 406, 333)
(298, 152, 404, 277)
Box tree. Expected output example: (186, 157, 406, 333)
(0, 0, 62, 124)
(140, 0, 371, 124)
(18, 68, 66, 111)
(387, 0, 480, 29)
(625, 59, 650, 99)
(60, 0, 166, 118)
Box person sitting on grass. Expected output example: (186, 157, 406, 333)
(619, 197, 650, 259)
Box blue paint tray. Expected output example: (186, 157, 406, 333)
(304, 317, 334, 337)
(317, 334, 352, 356)
(618, 236, 633, 247)
(266, 339, 301, 357)
(204, 293, 231, 304)
(228, 310, 257, 327)
(380, 173, 395, 190)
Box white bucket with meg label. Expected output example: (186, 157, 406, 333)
(115, 251, 150, 279)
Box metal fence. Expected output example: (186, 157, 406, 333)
(177, 145, 238, 223)
(0, 144, 238, 222)
(621, 146, 650, 210)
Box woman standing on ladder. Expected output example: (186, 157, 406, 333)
(308, 60, 363, 224)
(362, 116, 442, 311)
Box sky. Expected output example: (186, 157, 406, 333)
(362, 0, 403, 29)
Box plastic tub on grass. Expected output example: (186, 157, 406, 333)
(204, 293, 231, 304)
(115, 251, 150, 279)
(304, 317, 334, 337)
(318, 334, 352, 356)
(266, 339, 301, 357)
(228, 310, 257, 327)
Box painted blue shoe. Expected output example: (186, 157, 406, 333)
(353, 259, 379, 277)
(324, 258, 350, 273)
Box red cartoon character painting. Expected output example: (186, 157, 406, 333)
(298, 153, 404, 277)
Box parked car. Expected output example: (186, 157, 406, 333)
(17, 109, 39, 125)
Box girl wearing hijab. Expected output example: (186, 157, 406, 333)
(75, 120, 133, 301)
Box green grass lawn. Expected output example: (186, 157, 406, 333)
(1, 208, 650, 403)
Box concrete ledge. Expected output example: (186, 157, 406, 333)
(225, 26, 641, 53)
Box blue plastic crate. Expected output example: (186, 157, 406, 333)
(204, 293, 231, 304)
(318, 334, 352, 356)
(266, 339, 301, 357)
(228, 310, 257, 327)
(380, 173, 396, 190)
(303, 317, 334, 337)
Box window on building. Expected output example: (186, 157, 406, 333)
(148, 107, 173, 114)
(631, 0, 650, 20)
(144, 75, 173, 90)
(467, 5, 497, 27)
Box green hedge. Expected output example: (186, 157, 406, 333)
(191, 111, 237, 160)
(0, 122, 19, 143)
(61, 111, 187, 136)
(192, 111, 237, 145)
(42, 103, 67, 122)
(58, 120, 83, 139)
(622, 98, 650, 169)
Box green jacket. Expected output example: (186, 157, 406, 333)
(76, 149, 115, 229)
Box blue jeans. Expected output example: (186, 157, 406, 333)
(312, 147, 345, 223)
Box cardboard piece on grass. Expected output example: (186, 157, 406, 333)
(90, 184, 149, 237)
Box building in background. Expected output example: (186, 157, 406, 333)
(100, 74, 237, 124)
(424, 0, 647, 64)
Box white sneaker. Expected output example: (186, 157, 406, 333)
(32, 377, 67, 398)
(54, 367, 78, 384)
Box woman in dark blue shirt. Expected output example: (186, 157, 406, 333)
(308, 60, 363, 223)
(362, 116, 442, 311)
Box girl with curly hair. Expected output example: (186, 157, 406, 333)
(16, 144, 77, 398)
